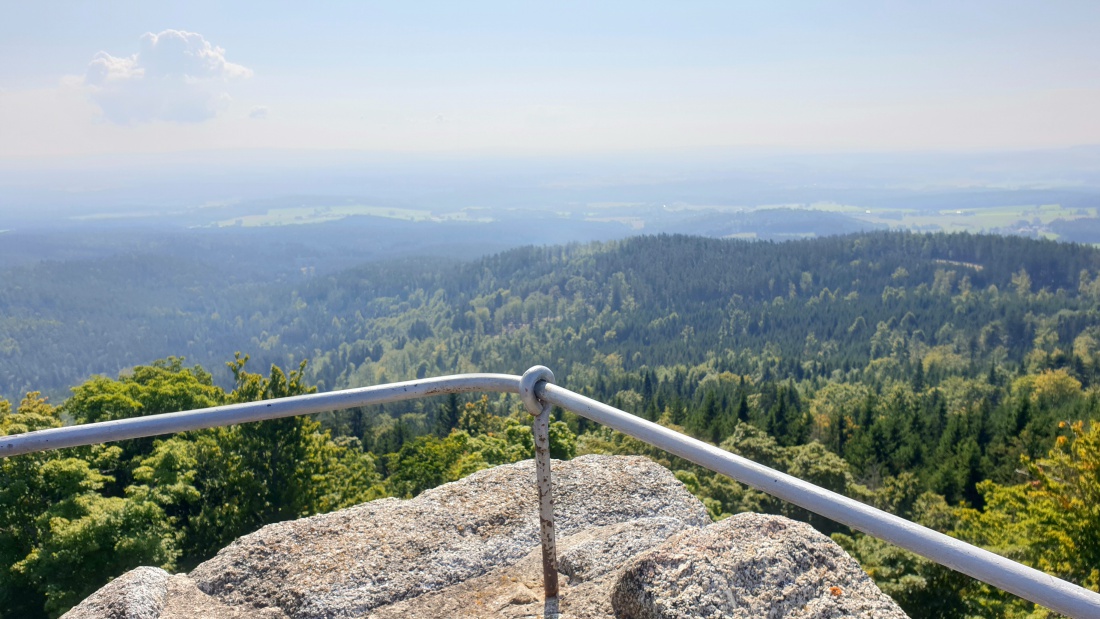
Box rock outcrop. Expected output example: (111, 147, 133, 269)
(612, 513, 907, 619)
(61, 567, 168, 619)
(63, 455, 907, 618)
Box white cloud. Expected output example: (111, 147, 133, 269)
(248, 105, 269, 120)
(83, 30, 252, 124)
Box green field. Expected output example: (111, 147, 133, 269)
(785, 202, 1097, 238)
(215, 205, 493, 227)
(186, 199, 1100, 242)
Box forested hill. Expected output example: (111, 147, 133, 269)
(3, 231, 1100, 400)
(295, 231, 1100, 392)
(5, 230, 1100, 617)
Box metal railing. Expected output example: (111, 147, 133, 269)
(2, 366, 1098, 618)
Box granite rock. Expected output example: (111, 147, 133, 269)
(61, 567, 288, 619)
(612, 512, 908, 619)
(62, 566, 169, 619)
(63, 456, 908, 619)
(371, 516, 695, 619)
(186, 455, 707, 618)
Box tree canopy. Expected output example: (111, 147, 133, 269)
(5, 231, 1100, 617)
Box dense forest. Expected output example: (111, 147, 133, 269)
(4, 231, 1100, 618)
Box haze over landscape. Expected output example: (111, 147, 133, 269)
(2, 1, 1099, 239)
(3, 3, 1100, 618)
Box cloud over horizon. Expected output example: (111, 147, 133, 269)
(83, 30, 251, 124)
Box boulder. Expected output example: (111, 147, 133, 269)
(612, 512, 908, 619)
(62, 567, 168, 619)
(62, 567, 287, 619)
(63, 456, 908, 619)
(186, 454, 708, 618)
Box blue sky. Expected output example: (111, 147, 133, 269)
(1, 1, 1098, 160)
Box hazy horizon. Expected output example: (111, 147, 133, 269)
(3, 2, 1099, 234)
(3, 2, 1099, 162)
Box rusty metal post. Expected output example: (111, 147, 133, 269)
(520, 365, 559, 603)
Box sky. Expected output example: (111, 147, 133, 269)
(1, 1, 1099, 162)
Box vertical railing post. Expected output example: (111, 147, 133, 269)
(520, 366, 559, 606)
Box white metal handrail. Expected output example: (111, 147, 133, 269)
(2, 367, 1098, 618)
(0, 373, 521, 457)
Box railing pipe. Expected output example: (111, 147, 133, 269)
(534, 380, 1100, 619)
(0, 374, 520, 458)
